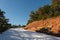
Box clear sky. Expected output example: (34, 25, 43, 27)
(0, 0, 51, 25)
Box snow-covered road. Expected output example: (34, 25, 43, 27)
(0, 28, 60, 40)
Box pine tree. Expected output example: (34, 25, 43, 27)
(27, 0, 60, 24)
(0, 9, 10, 33)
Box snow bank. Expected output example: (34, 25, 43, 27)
(0, 28, 60, 40)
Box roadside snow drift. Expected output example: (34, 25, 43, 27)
(0, 28, 60, 40)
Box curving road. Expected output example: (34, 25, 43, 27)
(0, 28, 60, 40)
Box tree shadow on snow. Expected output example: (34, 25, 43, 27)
(0, 28, 60, 40)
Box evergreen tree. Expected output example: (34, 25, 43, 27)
(0, 9, 11, 33)
(27, 0, 60, 24)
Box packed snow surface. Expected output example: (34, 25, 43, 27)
(0, 28, 60, 40)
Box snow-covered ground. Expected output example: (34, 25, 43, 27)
(0, 28, 60, 40)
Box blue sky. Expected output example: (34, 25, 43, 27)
(0, 0, 51, 25)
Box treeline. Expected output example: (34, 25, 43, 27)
(0, 9, 11, 33)
(11, 25, 25, 28)
(0, 9, 25, 33)
(27, 0, 60, 24)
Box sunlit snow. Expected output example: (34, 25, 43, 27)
(0, 28, 60, 40)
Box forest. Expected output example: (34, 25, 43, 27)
(27, 0, 60, 24)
